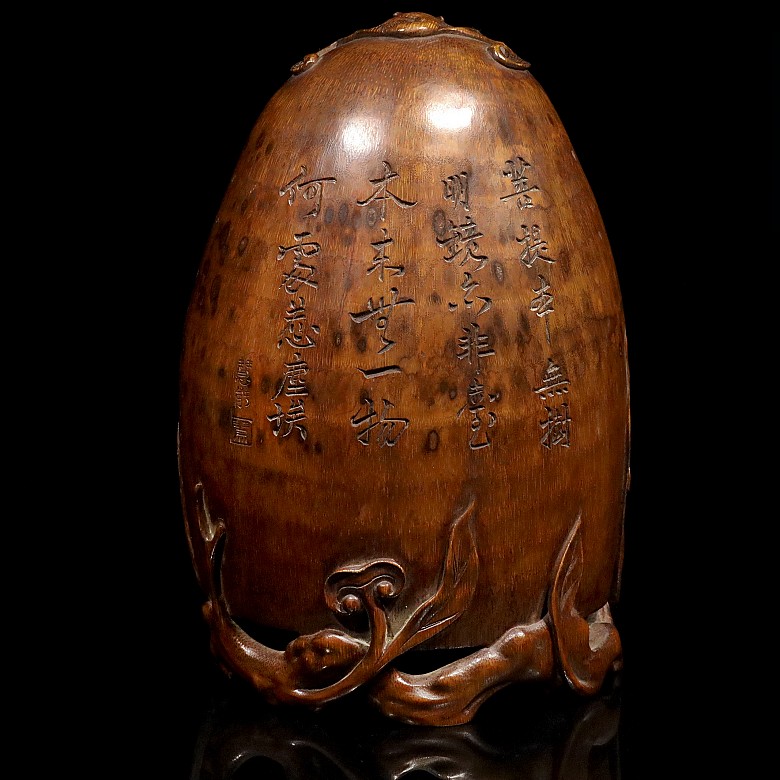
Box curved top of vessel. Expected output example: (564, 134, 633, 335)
(291, 11, 531, 75)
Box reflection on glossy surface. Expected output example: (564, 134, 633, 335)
(190, 672, 622, 779)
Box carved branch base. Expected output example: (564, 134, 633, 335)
(196, 489, 621, 726)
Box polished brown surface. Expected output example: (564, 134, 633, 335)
(177, 11, 629, 724)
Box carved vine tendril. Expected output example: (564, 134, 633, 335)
(199, 492, 479, 706)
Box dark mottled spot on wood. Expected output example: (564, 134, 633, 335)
(324, 205, 334, 224)
(366, 207, 378, 228)
(218, 406, 232, 429)
(209, 275, 221, 316)
(338, 202, 349, 225)
(217, 366, 226, 379)
(490, 310, 508, 345)
(426, 430, 439, 451)
(256, 431, 265, 446)
(357, 336, 367, 353)
(195, 285, 206, 312)
(254, 131, 265, 150)
(260, 376, 272, 394)
(265, 141, 273, 155)
(216, 222, 231, 264)
(359, 388, 371, 403)
(314, 441, 323, 454)
(448, 386, 458, 400)
(438, 379, 449, 394)
(228, 306, 236, 322)
(238, 236, 249, 255)
(443, 338, 456, 360)
(393, 317, 411, 336)
(240, 199, 249, 214)
(516, 315, 532, 346)
(432, 208, 447, 238)
(493, 260, 505, 283)
(497, 112, 513, 145)
(333, 332, 343, 347)
(430, 291, 441, 304)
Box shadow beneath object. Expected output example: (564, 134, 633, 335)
(190, 669, 623, 779)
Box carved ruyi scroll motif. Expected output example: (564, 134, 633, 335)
(193, 485, 621, 725)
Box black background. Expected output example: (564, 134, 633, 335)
(87, 5, 774, 776)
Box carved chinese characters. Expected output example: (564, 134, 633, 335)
(500, 159, 573, 451)
(230, 358, 254, 446)
(233, 156, 570, 454)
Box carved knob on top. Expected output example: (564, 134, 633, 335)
(291, 11, 530, 74)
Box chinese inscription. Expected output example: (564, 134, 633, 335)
(500, 156, 540, 210)
(357, 161, 417, 221)
(350, 397, 409, 447)
(500, 155, 572, 450)
(366, 227, 405, 280)
(230, 358, 254, 446)
(267, 166, 333, 441)
(279, 165, 335, 219)
(438, 170, 499, 449)
(350, 162, 417, 446)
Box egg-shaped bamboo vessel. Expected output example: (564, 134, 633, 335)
(178, 11, 630, 726)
